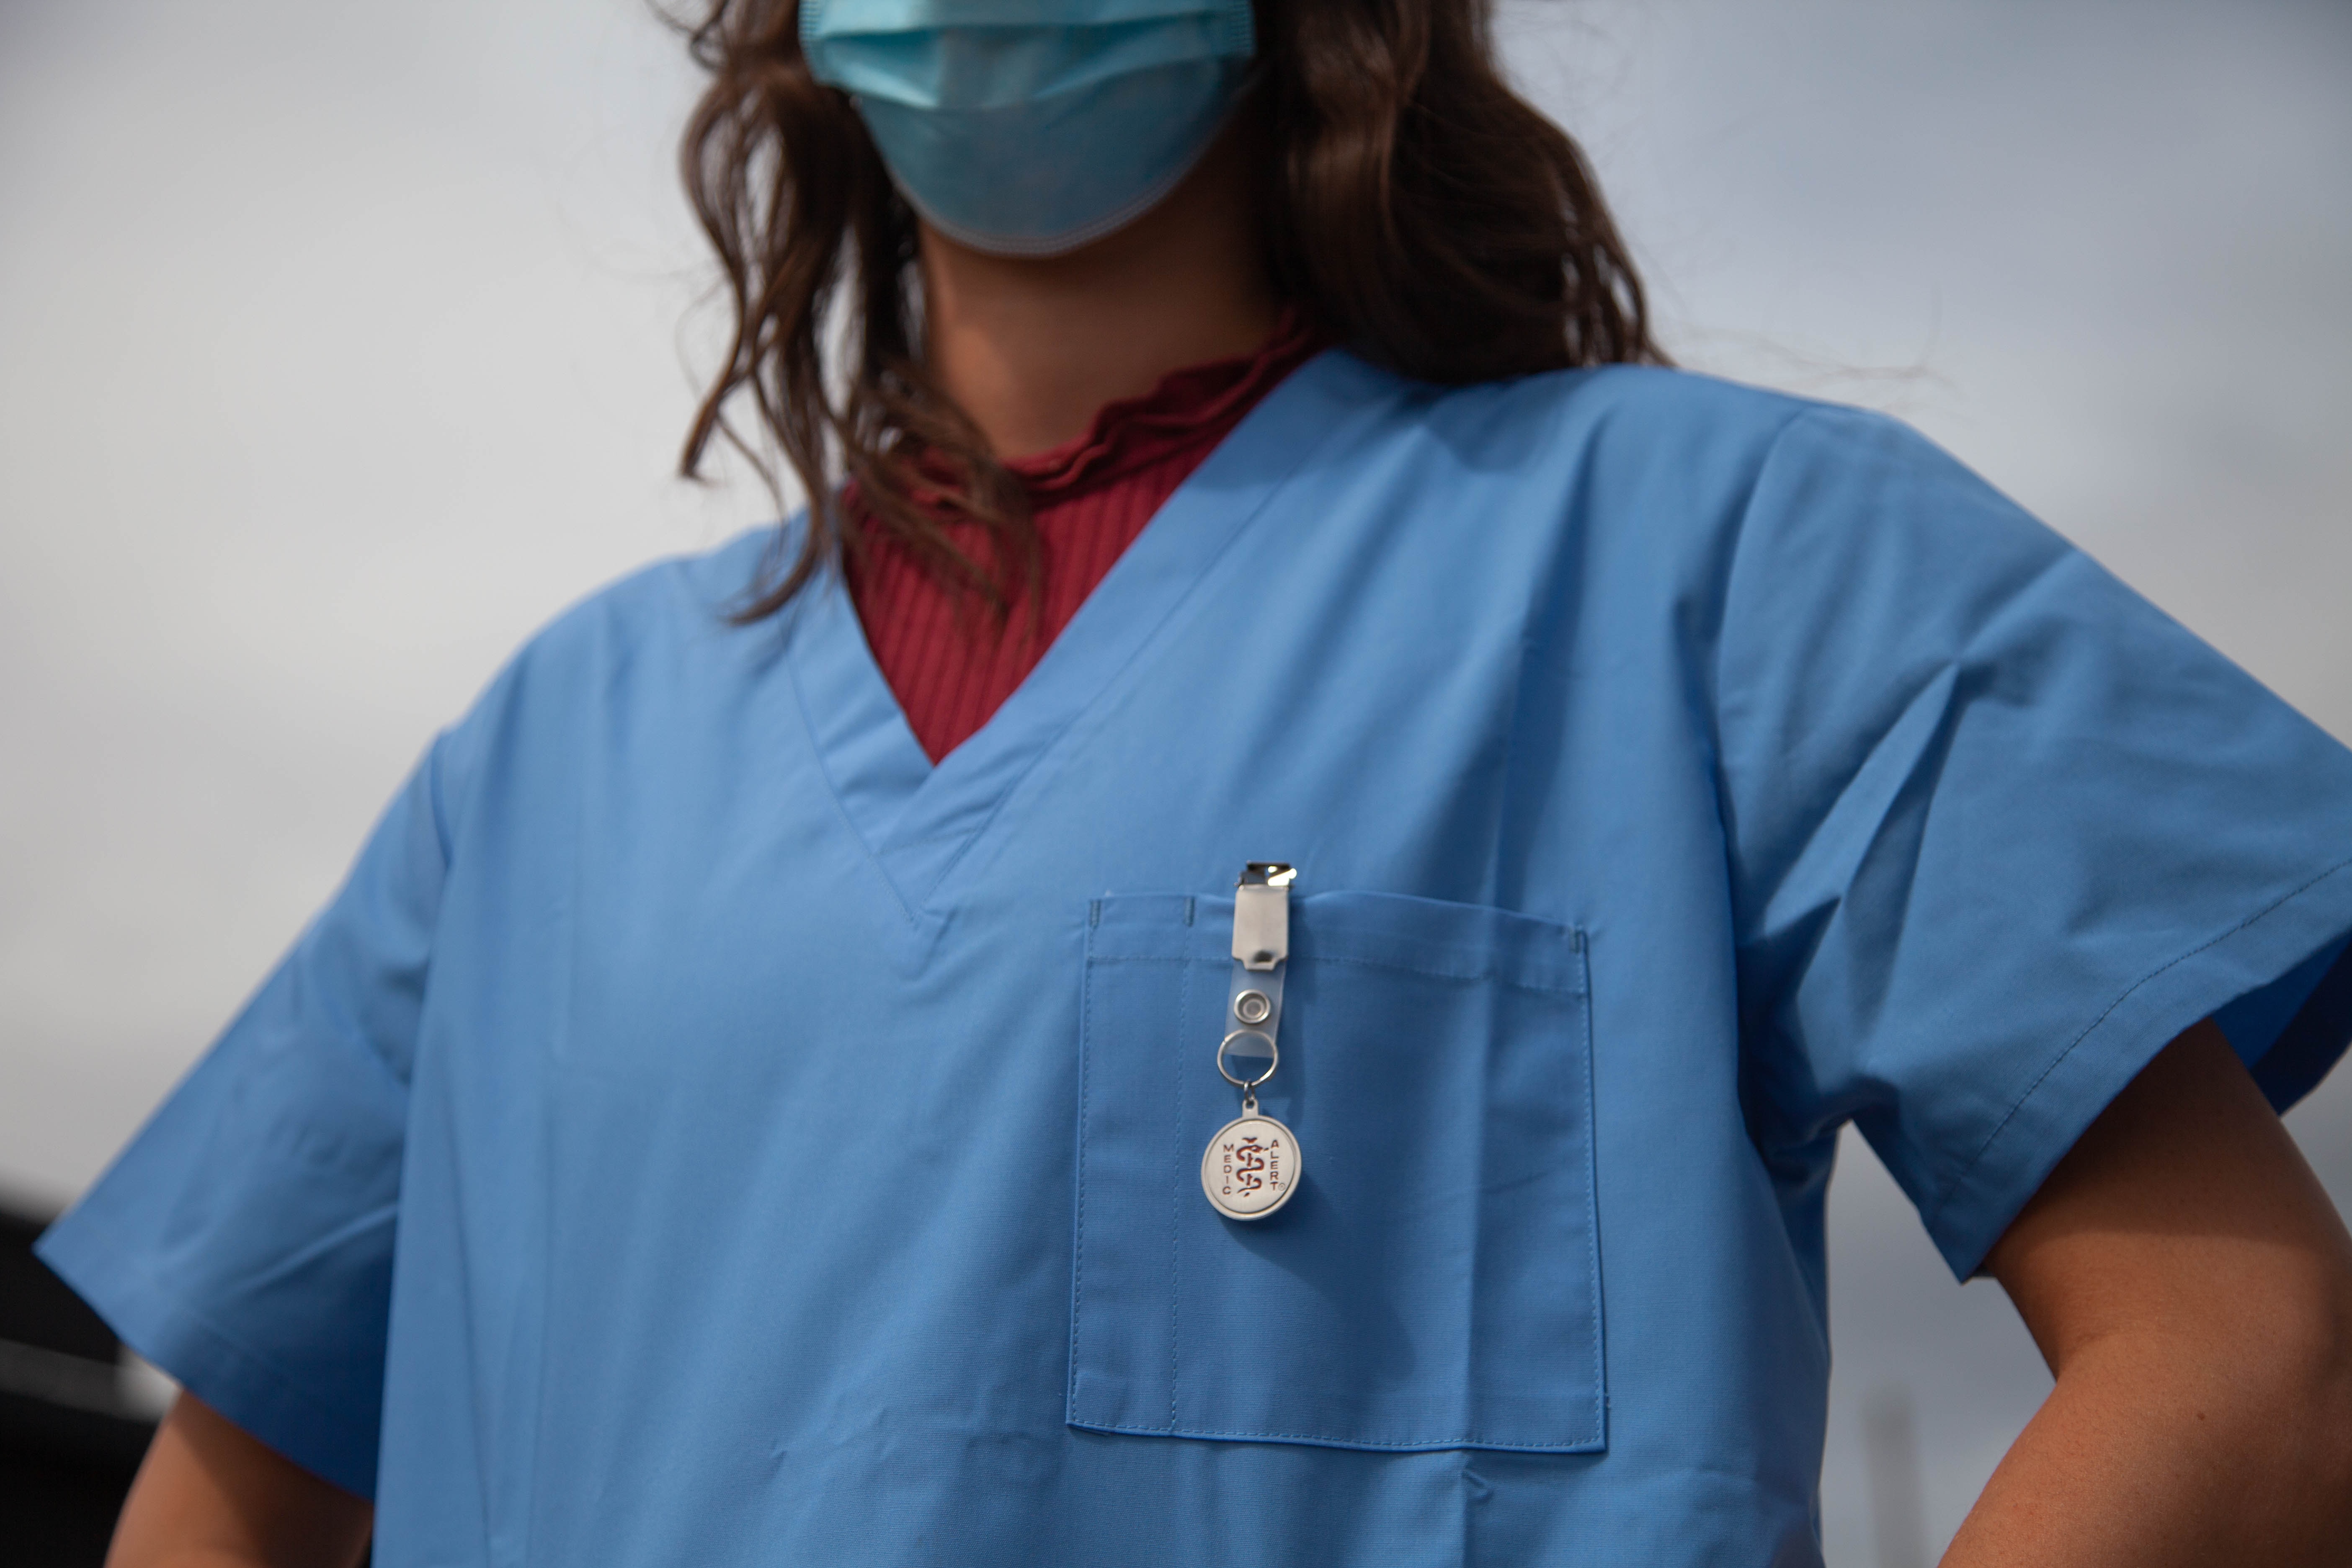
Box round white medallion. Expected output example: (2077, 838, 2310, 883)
(1201, 1114, 1302, 1220)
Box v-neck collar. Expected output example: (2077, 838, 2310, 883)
(785, 348, 1393, 933)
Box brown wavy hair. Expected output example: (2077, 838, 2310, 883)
(675, 0, 1661, 619)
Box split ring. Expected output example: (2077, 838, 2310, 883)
(1215, 1028, 1280, 1091)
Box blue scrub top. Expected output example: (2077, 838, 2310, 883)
(40, 354, 2352, 1566)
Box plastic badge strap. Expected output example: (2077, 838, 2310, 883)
(1204, 863, 1302, 1221)
(1222, 862, 1294, 1100)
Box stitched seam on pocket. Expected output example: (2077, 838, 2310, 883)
(1168, 954, 1189, 1428)
(1086, 952, 1577, 992)
(1577, 935, 1605, 1448)
(1304, 952, 1583, 995)
(1069, 933, 1096, 1423)
(1075, 1418, 1602, 1450)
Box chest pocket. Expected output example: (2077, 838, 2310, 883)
(1071, 890, 1604, 1453)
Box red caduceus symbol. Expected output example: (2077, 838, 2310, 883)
(1228, 1136, 1268, 1193)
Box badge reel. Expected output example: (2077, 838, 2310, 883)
(1202, 863, 1302, 1221)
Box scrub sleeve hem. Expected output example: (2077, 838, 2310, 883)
(33, 1225, 381, 1498)
(1922, 856, 2352, 1280)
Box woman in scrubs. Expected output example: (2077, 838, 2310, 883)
(46, 1, 2352, 1564)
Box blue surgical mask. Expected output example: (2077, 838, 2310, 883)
(802, 0, 1258, 257)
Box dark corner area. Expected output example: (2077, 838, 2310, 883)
(1, 1204, 159, 1565)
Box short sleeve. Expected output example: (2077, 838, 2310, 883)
(1716, 406, 2352, 1278)
(34, 730, 461, 1497)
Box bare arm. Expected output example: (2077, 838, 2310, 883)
(1945, 1020, 2352, 1565)
(108, 1393, 372, 1568)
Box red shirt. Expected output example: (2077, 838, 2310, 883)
(848, 313, 1321, 763)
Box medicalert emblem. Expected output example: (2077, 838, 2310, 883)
(1201, 1114, 1301, 1220)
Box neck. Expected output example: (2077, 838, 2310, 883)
(917, 127, 1282, 460)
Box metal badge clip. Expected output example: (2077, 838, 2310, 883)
(1203, 862, 1302, 1220)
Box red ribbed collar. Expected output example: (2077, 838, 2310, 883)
(850, 306, 1322, 528)
(998, 306, 1322, 499)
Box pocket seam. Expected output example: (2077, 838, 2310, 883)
(1069, 924, 1098, 1427)
(1085, 950, 1576, 992)
(1166, 952, 1189, 1431)
(1305, 951, 1583, 995)
(1576, 932, 1607, 1448)
(1070, 1418, 1605, 1452)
